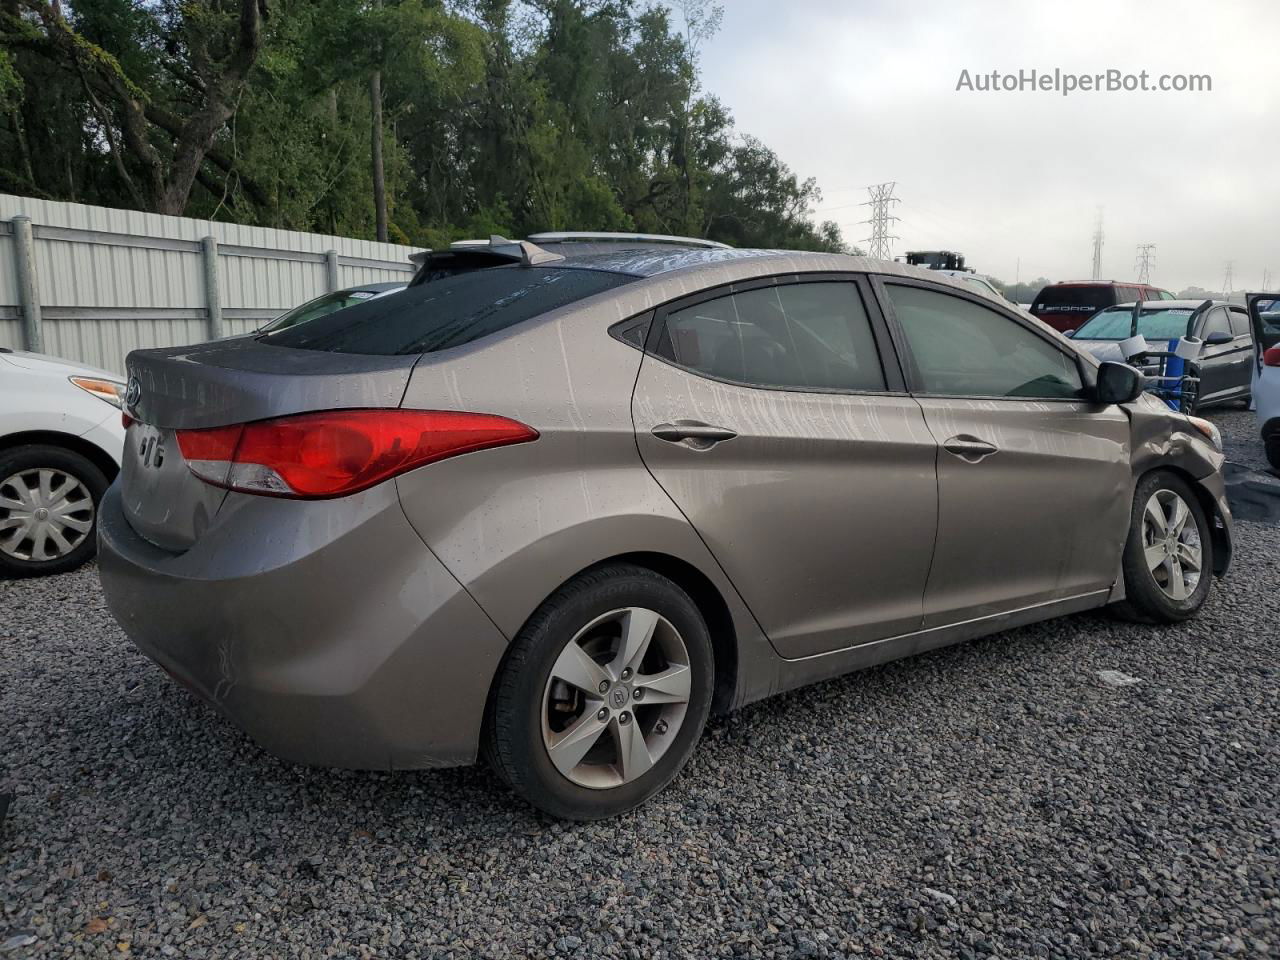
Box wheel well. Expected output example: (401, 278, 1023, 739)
(0, 431, 120, 483)
(609, 552, 739, 715)
(1139, 464, 1230, 576)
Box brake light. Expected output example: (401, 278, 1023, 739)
(175, 409, 538, 498)
(1265, 347, 1280, 368)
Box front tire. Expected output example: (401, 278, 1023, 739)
(0, 445, 108, 578)
(1112, 471, 1212, 623)
(485, 564, 714, 820)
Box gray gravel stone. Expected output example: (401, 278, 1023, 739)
(2, 413, 1277, 957)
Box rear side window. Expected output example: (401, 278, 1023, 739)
(653, 282, 886, 393)
(1032, 285, 1116, 314)
(262, 266, 633, 355)
(886, 284, 1084, 400)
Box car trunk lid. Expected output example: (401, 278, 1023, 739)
(120, 338, 417, 551)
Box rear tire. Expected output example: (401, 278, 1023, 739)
(1111, 471, 1212, 624)
(485, 564, 714, 820)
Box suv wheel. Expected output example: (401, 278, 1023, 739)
(1112, 471, 1213, 623)
(0, 445, 109, 578)
(486, 564, 714, 820)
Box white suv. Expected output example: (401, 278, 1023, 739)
(0, 349, 126, 576)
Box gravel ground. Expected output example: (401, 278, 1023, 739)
(3, 415, 1279, 959)
(1215, 408, 1275, 478)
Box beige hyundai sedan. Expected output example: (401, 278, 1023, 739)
(98, 236, 1233, 820)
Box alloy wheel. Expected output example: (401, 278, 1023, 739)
(0, 468, 96, 562)
(541, 607, 692, 789)
(1141, 488, 1202, 601)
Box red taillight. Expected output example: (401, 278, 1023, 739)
(175, 409, 538, 499)
(1265, 346, 1280, 368)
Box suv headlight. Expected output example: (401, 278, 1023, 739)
(69, 376, 127, 409)
(1186, 416, 1222, 453)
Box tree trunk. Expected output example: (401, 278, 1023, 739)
(370, 69, 387, 242)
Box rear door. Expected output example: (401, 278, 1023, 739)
(630, 275, 939, 660)
(874, 278, 1131, 627)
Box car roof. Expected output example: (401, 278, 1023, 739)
(1044, 281, 1162, 289)
(546, 247, 962, 285)
(1104, 299, 1232, 310)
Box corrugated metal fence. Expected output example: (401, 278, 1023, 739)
(0, 194, 422, 374)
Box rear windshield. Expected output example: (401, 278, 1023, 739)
(1032, 286, 1116, 313)
(1074, 307, 1194, 341)
(261, 266, 634, 355)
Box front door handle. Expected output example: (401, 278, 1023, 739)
(943, 434, 999, 463)
(651, 421, 739, 445)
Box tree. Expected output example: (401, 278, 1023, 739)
(8, 0, 269, 215)
(0, 0, 845, 253)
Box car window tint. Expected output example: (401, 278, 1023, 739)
(262, 266, 633, 355)
(886, 284, 1084, 400)
(655, 282, 886, 392)
(1228, 309, 1251, 337)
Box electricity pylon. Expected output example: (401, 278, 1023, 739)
(861, 182, 900, 261)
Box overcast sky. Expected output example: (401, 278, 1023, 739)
(697, 0, 1279, 292)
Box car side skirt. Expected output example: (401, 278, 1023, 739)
(736, 589, 1111, 707)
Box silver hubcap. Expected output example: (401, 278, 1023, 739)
(1141, 489, 1202, 601)
(541, 607, 692, 790)
(0, 468, 95, 562)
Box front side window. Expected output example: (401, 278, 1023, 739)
(653, 281, 886, 392)
(886, 284, 1084, 400)
(1200, 307, 1231, 339)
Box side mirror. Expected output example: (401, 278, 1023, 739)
(1204, 331, 1233, 346)
(1094, 360, 1145, 404)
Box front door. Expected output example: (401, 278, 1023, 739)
(877, 279, 1132, 627)
(1194, 305, 1253, 405)
(630, 276, 939, 660)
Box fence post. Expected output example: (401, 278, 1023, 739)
(325, 249, 340, 292)
(11, 216, 43, 353)
(201, 236, 223, 340)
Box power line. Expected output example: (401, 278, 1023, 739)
(861, 182, 901, 262)
(1135, 243, 1156, 284)
(1223, 260, 1235, 296)
(1090, 208, 1104, 281)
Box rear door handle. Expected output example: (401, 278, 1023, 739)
(943, 434, 999, 463)
(650, 421, 738, 445)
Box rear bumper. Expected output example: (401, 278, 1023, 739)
(97, 483, 509, 770)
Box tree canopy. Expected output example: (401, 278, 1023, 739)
(0, 0, 849, 252)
